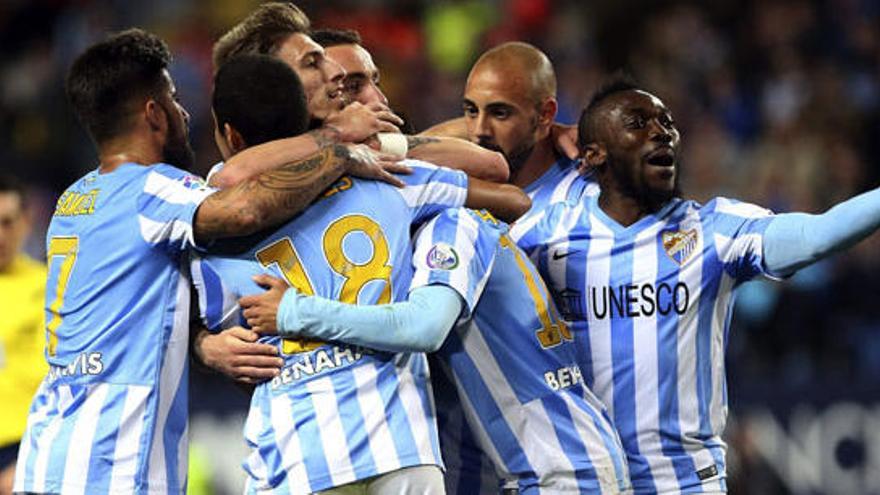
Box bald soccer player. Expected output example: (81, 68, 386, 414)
(424, 42, 594, 219)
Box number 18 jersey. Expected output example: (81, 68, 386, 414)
(191, 161, 468, 494)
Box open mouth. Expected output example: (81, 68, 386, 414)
(646, 148, 675, 167)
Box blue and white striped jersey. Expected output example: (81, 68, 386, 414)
(191, 160, 468, 494)
(523, 157, 599, 214)
(514, 195, 777, 494)
(15, 163, 214, 495)
(515, 161, 599, 247)
(412, 208, 631, 494)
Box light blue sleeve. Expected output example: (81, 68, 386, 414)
(764, 187, 880, 276)
(276, 285, 464, 353)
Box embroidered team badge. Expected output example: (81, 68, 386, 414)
(426, 243, 459, 270)
(662, 229, 698, 265)
(181, 174, 207, 190)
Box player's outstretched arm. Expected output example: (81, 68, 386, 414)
(240, 275, 462, 353)
(405, 135, 509, 182)
(212, 102, 406, 189)
(465, 177, 531, 223)
(194, 144, 402, 244)
(764, 186, 880, 276)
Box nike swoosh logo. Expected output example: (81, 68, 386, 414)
(552, 250, 578, 260)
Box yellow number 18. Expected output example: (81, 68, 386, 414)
(256, 214, 392, 354)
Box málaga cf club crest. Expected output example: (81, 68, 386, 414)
(662, 229, 698, 265)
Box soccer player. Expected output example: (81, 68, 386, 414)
(514, 78, 880, 493)
(0, 175, 46, 495)
(311, 27, 510, 183)
(192, 53, 529, 494)
(13, 29, 393, 495)
(210, 2, 509, 187)
(423, 42, 596, 216)
(239, 206, 633, 494)
(208, 2, 408, 190)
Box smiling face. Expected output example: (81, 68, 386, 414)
(325, 43, 388, 106)
(275, 33, 345, 120)
(586, 89, 680, 205)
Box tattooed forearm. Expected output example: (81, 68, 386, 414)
(406, 135, 440, 151)
(195, 146, 351, 242)
(308, 125, 343, 149)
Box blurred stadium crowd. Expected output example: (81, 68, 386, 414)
(1, 0, 879, 493)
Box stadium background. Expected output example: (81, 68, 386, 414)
(2, 0, 879, 493)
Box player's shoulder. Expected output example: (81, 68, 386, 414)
(703, 196, 773, 218)
(147, 163, 208, 188)
(399, 158, 466, 182)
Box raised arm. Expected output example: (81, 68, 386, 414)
(195, 144, 358, 244)
(764, 187, 880, 276)
(465, 177, 531, 223)
(405, 136, 509, 182)
(211, 102, 407, 189)
(239, 275, 463, 353)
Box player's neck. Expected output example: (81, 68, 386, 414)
(98, 138, 163, 174)
(509, 137, 557, 189)
(597, 188, 660, 227)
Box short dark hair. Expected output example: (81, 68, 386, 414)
(0, 174, 27, 209)
(213, 55, 309, 146)
(310, 28, 362, 48)
(213, 2, 310, 71)
(577, 76, 641, 150)
(66, 28, 171, 146)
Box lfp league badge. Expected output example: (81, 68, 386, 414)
(426, 242, 460, 270)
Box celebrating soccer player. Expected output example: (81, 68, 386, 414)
(239, 205, 633, 494)
(13, 28, 394, 495)
(514, 78, 880, 494)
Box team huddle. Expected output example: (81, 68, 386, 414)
(12, 2, 880, 495)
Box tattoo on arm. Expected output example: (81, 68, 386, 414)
(195, 145, 351, 242)
(308, 125, 343, 149)
(406, 135, 440, 150)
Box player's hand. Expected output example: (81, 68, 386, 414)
(325, 102, 404, 143)
(241, 274, 290, 334)
(550, 123, 579, 160)
(344, 143, 412, 188)
(193, 327, 282, 384)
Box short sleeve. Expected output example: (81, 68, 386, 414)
(409, 208, 502, 316)
(393, 159, 469, 225)
(137, 164, 215, 251)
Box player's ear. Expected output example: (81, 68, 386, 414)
(223, 123, 248, 155)
(538, 97, 557, 127)
(583, 143, 606, 170)
(144, 99, 167, 133)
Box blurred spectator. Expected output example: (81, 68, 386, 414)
(0, 175, 46, 495)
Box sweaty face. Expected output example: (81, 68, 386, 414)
(275, 33, 345, 120)
(159, 70, 195, 170)
(0, 192, 27, 271)
(325, 44, 388, 106)
(593, 90, 680, 204)
(462, 64, 542, 171)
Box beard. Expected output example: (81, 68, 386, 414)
(606, 154, 681, 212)
(162, 110, 195, 171)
